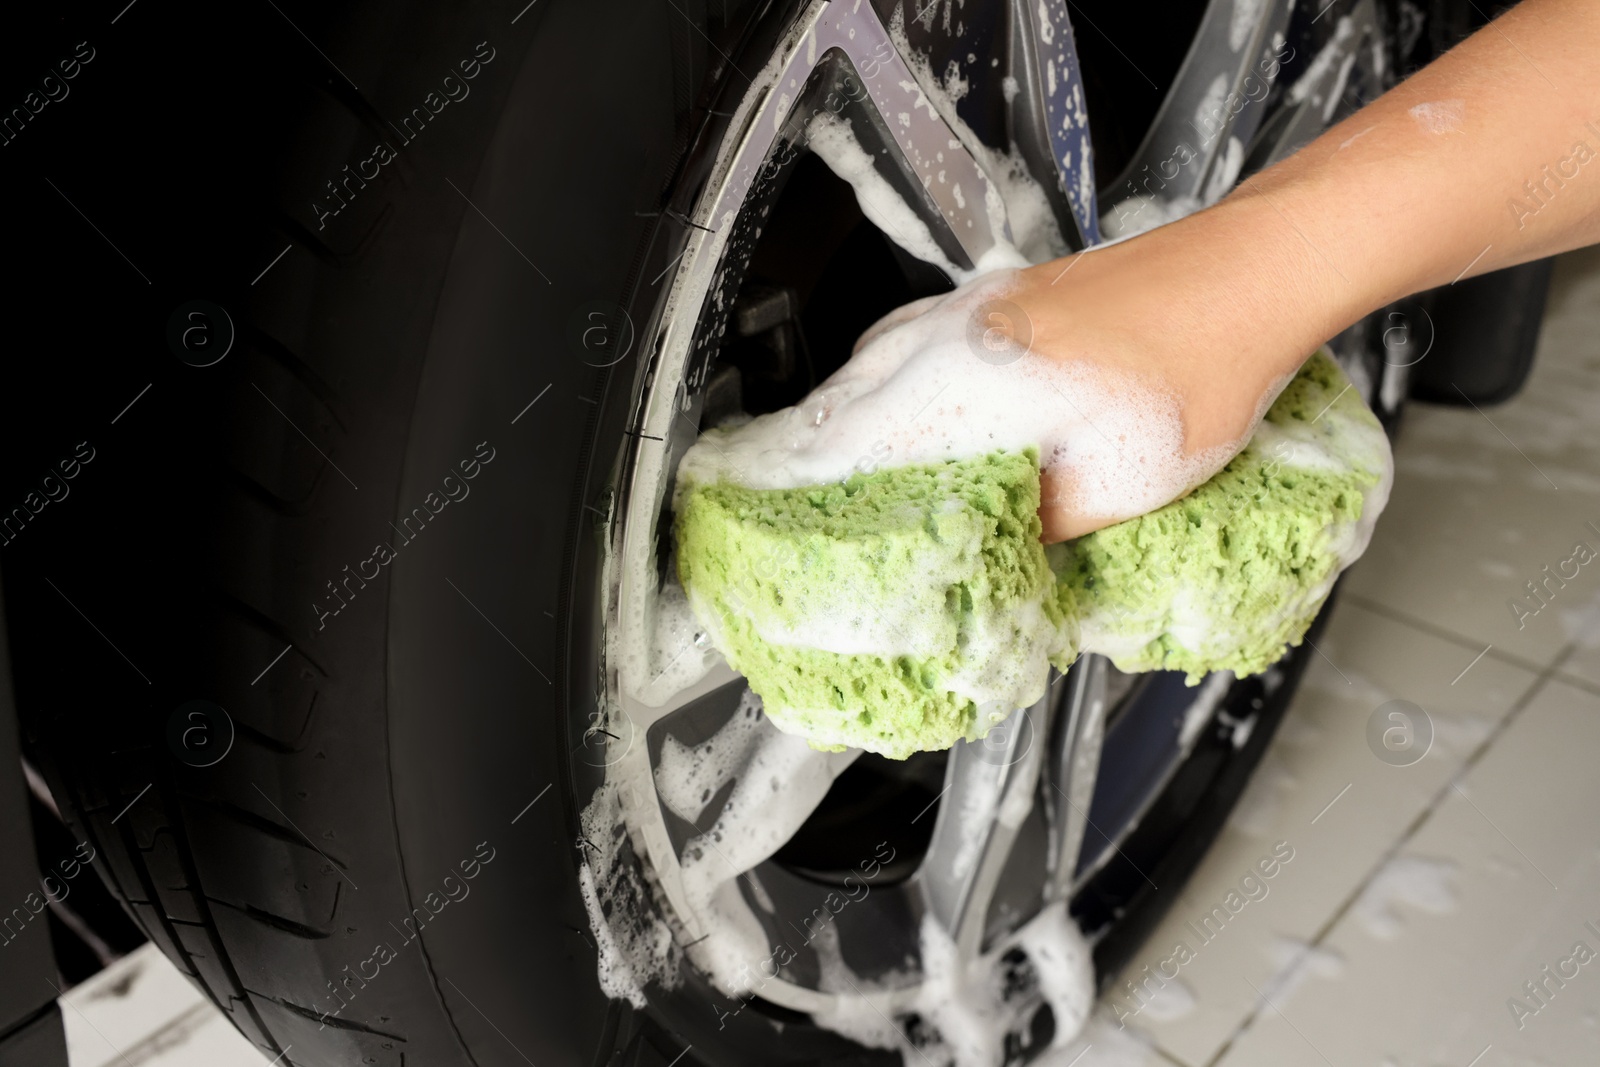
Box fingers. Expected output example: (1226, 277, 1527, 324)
(1040, 463, 1212, 542)
(851, 293, 947, 354)
(1038, 466, 1120, 542)
(1040, 505, 1111, 543)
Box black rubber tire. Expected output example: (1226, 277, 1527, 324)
(1, 2, 766, 1065)
(1410, 258, 1555, 406)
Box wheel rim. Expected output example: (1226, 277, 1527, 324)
(580, 0, 1398, 1040)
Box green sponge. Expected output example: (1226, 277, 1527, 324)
(676, 352, 1389, 758)
(675, 450, 1067, 758)
(1058, 352, 1389, 681)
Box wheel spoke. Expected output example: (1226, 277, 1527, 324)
(1102, 0, 1295, 224)
(1254, 0, 1383, 169)
(793, 1, 1009, 271)
(624, 657, 742, 732)
(916, 695, 1051, 957)
(1008, 0, 1101, 245)
(1043, 654, 1109, 901)
(1070, 669, 1235, 887)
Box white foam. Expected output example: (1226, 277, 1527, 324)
(809, 922, 908, 1051)
(1202, 136, 1246, 203)
(679, 267, 1239, 536)
(1409, 99, 1465, 134)
(1195, 73, 1230, 141)
(1354, 854, 1459, 940)
(576, 781, 680, 1008)
(653, 688, 766, 822)
(675, 710, 861, 993)
(1230, 0, 1266, 51)
(628, 580, 719, 707)
(895, 900, 1094, 1067)
(914, 914, 1010, 1067)
(862, 14, 1069, 270)
(805, 114, 971, 281)
(1013, 899, 1096, 1041)
(1288, 15, 1356, 107)
(589, 684, 1100, 1067)
(1379, 359, 1409, 416)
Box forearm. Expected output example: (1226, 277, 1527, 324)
(1007, 0, 1600, 538)
(1214, 0, 1600, 362)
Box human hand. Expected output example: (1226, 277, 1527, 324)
(842, 200, 1338, 542)
(1003, 215, 1336, 540)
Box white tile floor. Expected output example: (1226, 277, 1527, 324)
(59, 248, 1600, 1066)
(58, 942, 266, 1067)
(1093, 245, 1600, 1067)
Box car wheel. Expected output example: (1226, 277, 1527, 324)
(8, 1, 1426, 1065)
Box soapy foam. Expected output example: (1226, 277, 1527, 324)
(587, 681, 1100, 1067)
(678, 268, 1239, 537)
(577, 781, 681, 1008)
(629, 579, 720, 707)
(674, 703, 862, 993)
(806, 113, 971, 281)
(1281, 12, 1364, 128)
(1202, 135, 1246, 203)
(1230, 0, 1266, 51)
(902, 901, 1095, 1067)
(809, 922, 908, 1051)
(1354, 854, 1458, 940)
(584, 687, 863, 1005)
(875, 12, 1070, 268)
(922, 92, 1074, 266)
(1012, 899, 1096, 1041)
(1408, 99, 1464, 135)
(653, 687, 767, 822)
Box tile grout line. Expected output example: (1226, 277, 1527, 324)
(1340, 592, 1551, 675)
(1547, 667, 1600, 701)
(1536, 630, 1600, 699)
(1199, 643, 1570, 1067)
(1342, 591, 1600, 700)
(1151, 1043, 1197, 1067)
(1196, 251, 1600, 1066)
